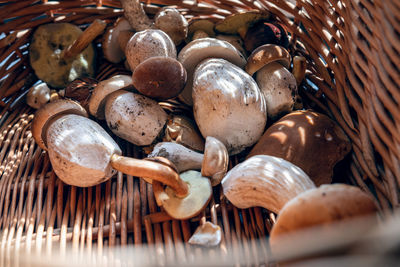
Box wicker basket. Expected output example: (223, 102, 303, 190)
(0, 0, 399, 265)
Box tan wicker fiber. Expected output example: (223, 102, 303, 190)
(0, 0, 399, 264)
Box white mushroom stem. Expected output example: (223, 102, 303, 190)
(222, 155, 316, 214)
(120, 0, 154, 31)
(110, 154, 189, 198)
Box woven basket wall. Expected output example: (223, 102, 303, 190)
(0, 0, 399, 264)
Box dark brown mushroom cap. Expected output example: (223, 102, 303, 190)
(32, 99, 88, 150)
(247, 110, 352, 186)
(132, 57, 187, 100)
(270, 184, 378, 249)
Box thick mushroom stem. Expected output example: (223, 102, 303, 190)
(110, 154, 189, 198)
(63, 19, 106, 59)
(120, 0, 154, 31)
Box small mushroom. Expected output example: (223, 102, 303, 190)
(153, 170, 212, 220)
(185, 18, 215, 43)
(125, 29, 176, 71)
(214, 10, 270, 39)
(269, 184, 378, 250)
(33, 100, 212, 219)
(26, 82, 51, 109)
(164, 114, 205, 152)
(189, 221, 222, 247)
(154, 7, 188, 46)
(132, 56, 187, 100)
(148, 136, 229, 186)
(178, 37, 247, 106)
(221, 155, 316, 214)
(88, 74, 133, 120)
(105, 90, 168, 146)
(244, 21, 289, 53)
(248, 110, 352, 186)
(246, 44, 296, 120)
(193, 58, 266, 155)
(29, 20, 105, 88)
(102, 17, 133, 63)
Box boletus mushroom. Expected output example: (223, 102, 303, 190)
(246, 44, 297, 120)
(32, 99, 212, 219)
(149, 136, 229, 186)
(221, 155, 315, 214)
(125, 29, 176, 71)
(102, 17, 133, 64)
(105, 90, 168, 146)
(193, 58, 266, 155)
(132, 56, 187, 100)
(270, 184, 378, 251)
(214, 10, 270, 39)
(29, 20, 105, 88)
(177, 38, 247, 106)
(248, 110, 351, 186)
(154, 7, 188, 46)
(163, 114, 205, 152)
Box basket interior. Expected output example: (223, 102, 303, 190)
(0, 0, 399, 263)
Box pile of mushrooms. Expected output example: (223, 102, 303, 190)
(26, 2, 378, 250)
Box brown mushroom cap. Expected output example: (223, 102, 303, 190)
(132, 56, 187, 100)
(245, 44, 291, 76)
(247, 110, 351, 186)
(270, 184, 378, 249)
(153, 170, 212, 220)
(201, 136, 229, 186)
(102, 17, 133, 63)
(214, 10, 270, 37)
(32, 99, 88, 150)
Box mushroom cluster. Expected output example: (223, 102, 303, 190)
(27, 4, 371, 250)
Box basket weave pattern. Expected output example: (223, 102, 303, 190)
(0, 0, 399, 260)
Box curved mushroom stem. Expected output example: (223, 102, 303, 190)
(110, 154, 189, 198)
(62, 19, 106, 59)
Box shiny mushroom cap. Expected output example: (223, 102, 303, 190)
(32, 99, 88, 150)
(248, 110, 352, 186)
(88, 74, 133, 120)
